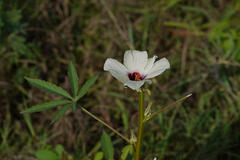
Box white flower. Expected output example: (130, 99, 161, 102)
(104, 50, 170, 90)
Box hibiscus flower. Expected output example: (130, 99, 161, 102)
(104, 50, 170, 90)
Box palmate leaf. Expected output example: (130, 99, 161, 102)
(51, 104, 71, 124)
(101, 131, 114, 160)
(75, 75, 98, 101)
(22, 100, 71, 113)
(68, 62, 79, 97)
(25, 77, 72, 99)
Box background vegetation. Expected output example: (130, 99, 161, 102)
(0, 0, 240, 159)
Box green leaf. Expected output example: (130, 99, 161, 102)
(6, 9, 22, 24)
(55, 144, 64, 156)
(75, 75, 98, 101)
(51, 104, 71, 124)
(94, 152, 104, 160)
(101, 131, 114, 160)
(25, 77, 72, 99)
(22, 100, 71, 114)
(68, 62, 79, 97)
(23, 113, 35, 136)
(72, 102, 77, 111)
(35, 149, 59, 160)
(121, 145, 133, 160)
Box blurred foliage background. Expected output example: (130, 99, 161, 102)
(0, 0, 240, 159)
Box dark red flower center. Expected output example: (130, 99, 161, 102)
(128, 72, 145, 81)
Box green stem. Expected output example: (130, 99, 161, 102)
(143, 94, 192, 122)
(134, 90, 144, 160)
(81, 107, 130, 144)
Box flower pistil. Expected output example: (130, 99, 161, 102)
(128, 72, 146, 81)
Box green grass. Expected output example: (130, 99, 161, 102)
(0, 0, 240, 159)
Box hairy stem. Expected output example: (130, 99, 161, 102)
(134, 90, 144, 160)
(81, 107, 130, 144)
(143, 94, 192, 122)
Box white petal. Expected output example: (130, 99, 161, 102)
(124, 80, 145, 90)
(146, 58, 170, 79)
(123, 50, 148, 73)
(104, 58, 129, 83)
(123, 50, 134, 71)
(144, 56, 158, 74)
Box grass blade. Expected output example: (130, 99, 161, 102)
(68, 61, 79, 97)
(25, 77, 72, 99)
(101, 131, 114, 160)
(75, 75, 98, 101)
(51, 104, 71, 124)
(21, 100, 71, 113)
(23, 113, 35, 136)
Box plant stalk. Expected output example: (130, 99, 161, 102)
(81, 107, 130, 144)
(143, 93, 192, 122)
(134, 90, 144, 160)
